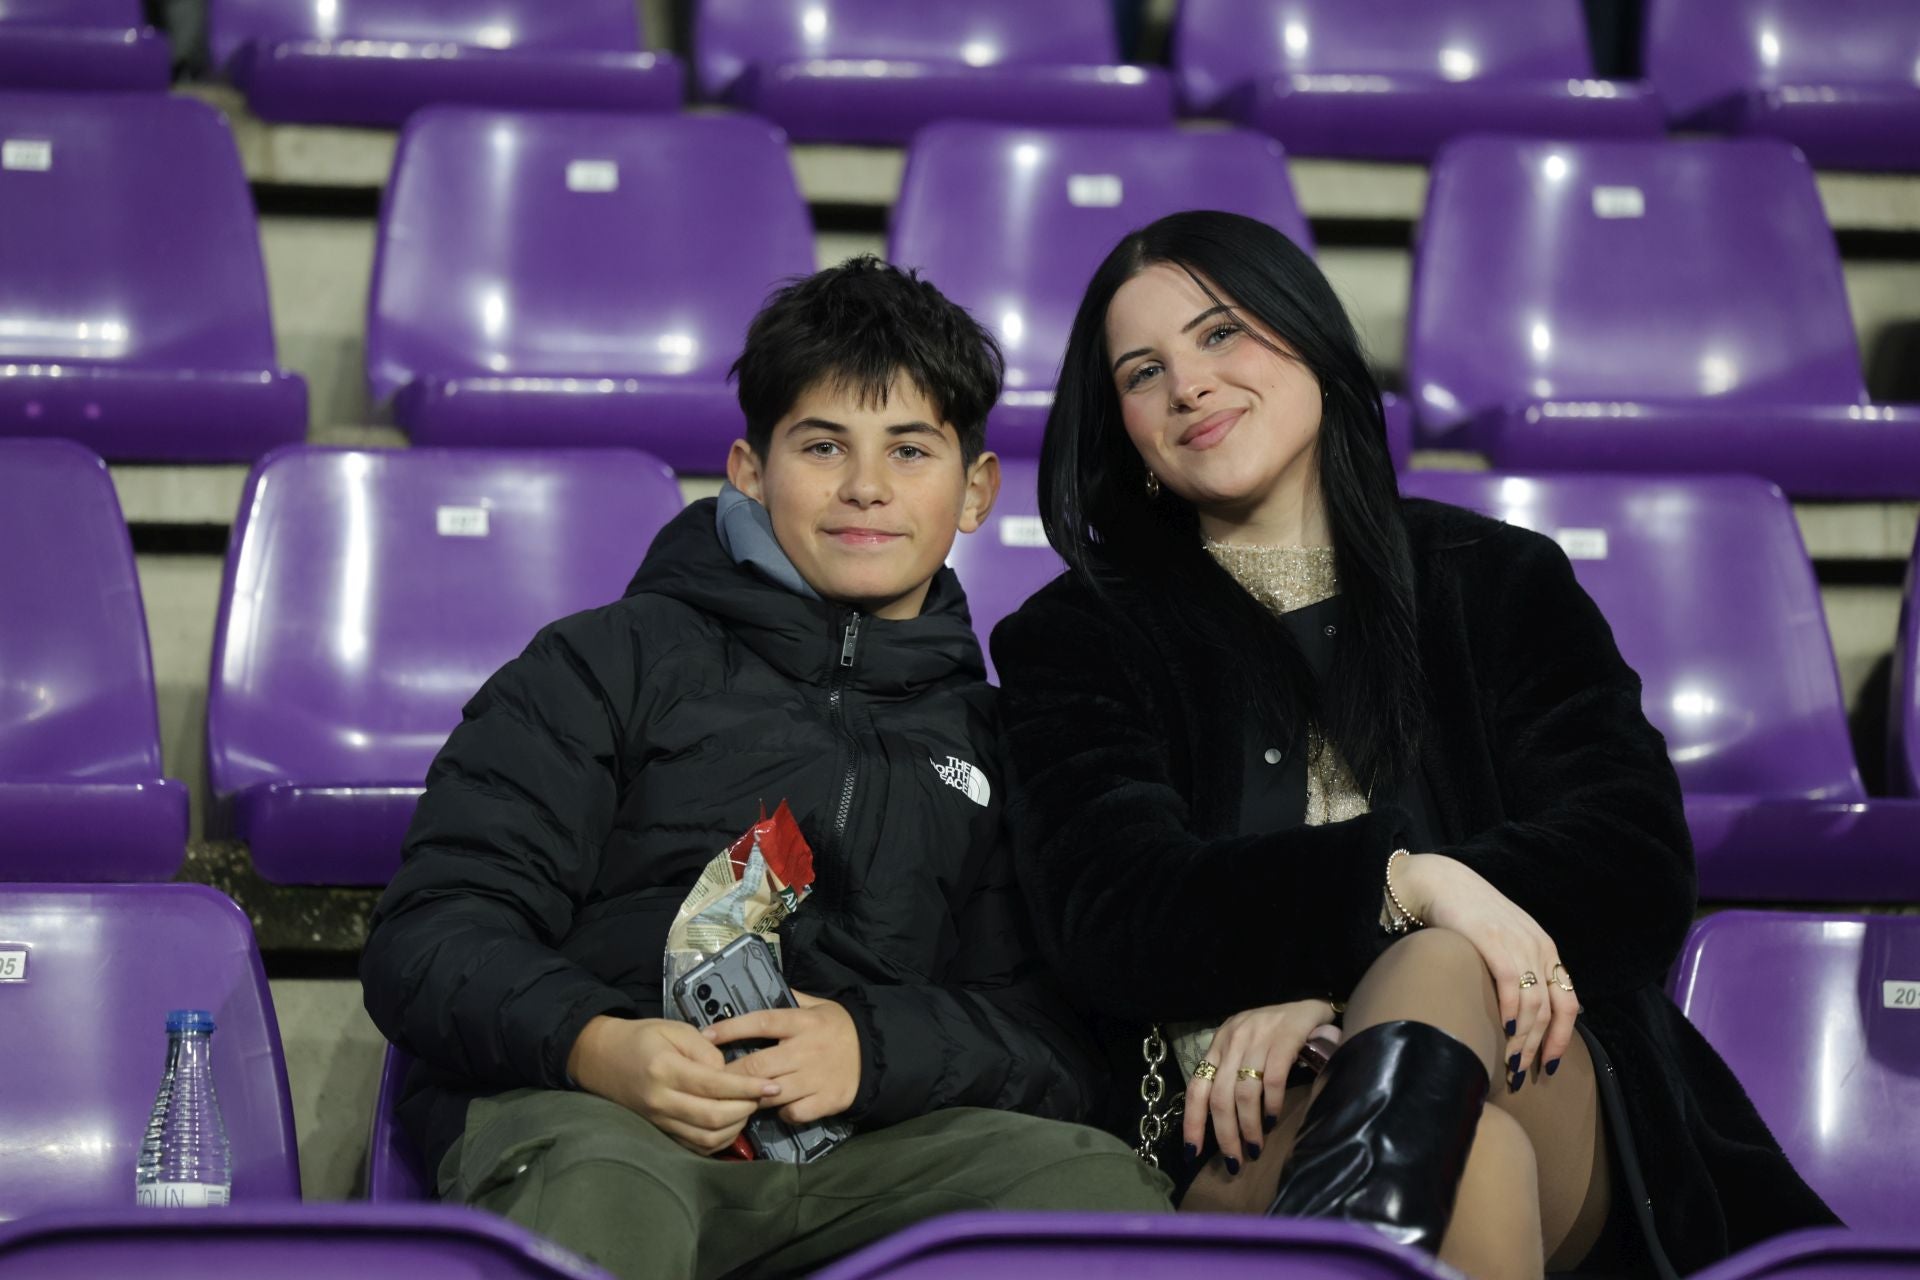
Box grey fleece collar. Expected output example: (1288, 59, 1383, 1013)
(714, 482, 822, 601)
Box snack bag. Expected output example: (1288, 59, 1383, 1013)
(663, 800, 818, 1018)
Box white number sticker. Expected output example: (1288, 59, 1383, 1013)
(1592, 185, 1644, 219)
(998, 515, 1049, 547)
(0, 949, 25, 981)
(136, 1182, 230, 1208)
(566, 160, 619, 193)
(1885, 981, 1920, 1010)
(1555, 528, 1609, 560)
(2, 139, 52, 171)
(436, 505, 489, 537)
(1067, 174, 1123, 207)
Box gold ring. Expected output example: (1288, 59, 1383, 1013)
(1236, 1067, 1265, 1082)
(1518, 971, 1539, 989)
(1550, 963, 1575, 992)
(1192, 1061, 1218, 1081)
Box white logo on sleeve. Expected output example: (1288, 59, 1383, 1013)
(932, 756, 992, 807)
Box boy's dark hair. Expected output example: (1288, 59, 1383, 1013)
(732, 256, 1004, 464)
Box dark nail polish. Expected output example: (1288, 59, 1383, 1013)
(1183, 1143, 1198, 1165)
(1248, 1143, 1262, 1162)
(1507, 1052, 1521, 1073)
(1262, 1113, 1278, 1133)
(1224, 1157, 1241, 1176)
(1509, 1071, 1526, 1094)
(1546, 1058, 1561, 1077)
(1505, 1019, 1517, 1036)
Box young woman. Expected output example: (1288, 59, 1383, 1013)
(992, 211, 1836, 1279)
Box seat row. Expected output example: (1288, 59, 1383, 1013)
(5, 0, 1918, 170)
(3, 93, 1916, 494)
(2, 437, 1917, 896)
(1, 882, 1912, 1273)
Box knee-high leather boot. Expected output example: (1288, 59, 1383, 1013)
(1267, 1019, 1490, 1253)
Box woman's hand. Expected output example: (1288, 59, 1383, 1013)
(1183, 999, 1336, 1170)
(1397, 853, 1579, 1089)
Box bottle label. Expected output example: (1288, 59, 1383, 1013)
(137, 1182, 231, 1208)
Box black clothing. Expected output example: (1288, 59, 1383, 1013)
(362, 499, 1104, 1177)
(992, 498, 1839, 1276)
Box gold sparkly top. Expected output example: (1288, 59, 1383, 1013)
(1161, 538, 1368, 1086)
(1202, 540, 1340, 614)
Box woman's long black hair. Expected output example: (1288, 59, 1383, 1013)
(1039, 210, 1423, 796)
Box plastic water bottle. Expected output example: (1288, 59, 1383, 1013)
(135, 1010, 232, 1207)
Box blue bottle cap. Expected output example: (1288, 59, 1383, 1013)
(166, 1009, 217, 1034)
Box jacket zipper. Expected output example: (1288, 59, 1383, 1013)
(828, 613, 863, 852)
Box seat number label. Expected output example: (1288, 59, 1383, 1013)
(1886, 981, 1920, 1010)
(998, 515, 1048, 547)
(1592, 186, 1644, 219)
(1554, 528, 1609, 560)
(567, 160, 619, 193)
(2, 140, 52, 171)
(0, 949, 26, 982)
(1068, 174, 1123, 207)
(436, 506, 490, 537)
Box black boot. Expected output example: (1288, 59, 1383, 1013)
(1267, 1019, 1490, 1253)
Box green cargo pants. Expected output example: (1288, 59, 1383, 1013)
(442, 1089, 1175, 1280)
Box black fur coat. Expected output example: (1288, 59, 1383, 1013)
(992, 496, 1839, 1275)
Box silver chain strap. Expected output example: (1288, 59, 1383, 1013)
(1136, 1023, 1183, 1166)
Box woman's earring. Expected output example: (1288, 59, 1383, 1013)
(1145, 470, 1162, 499)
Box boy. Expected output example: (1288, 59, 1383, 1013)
(361, 258, 1172, 1279)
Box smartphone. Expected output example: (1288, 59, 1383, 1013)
(670, 933, 850, 1164)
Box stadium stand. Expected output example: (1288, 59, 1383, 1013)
(0, 0, 169, 92)
(1672, 910, 1920, 1232)
(813, 1212, 1456, 1279)
(0, 92, 307, 461)
(205, 446, 681, 886)
(0, 883, 300, 1217)
(1896, 522, 1920, 796)
(207, 0, 681, 127)
(0, 1204, 612, 1278)
(365, 1045, 428, 1202)
(941, 458, 1062, 683)
(1401, 471, 1920, 901)
(0, 439, 187, 881)
(1686, 1228, 1920, 1280)
(1170, 0, 1661, 162)
(1644, 0, 1920, 173)
(1407, 136, 1920, 497)
(691, 0, 1173, 144)
(367, 108, 812, 471)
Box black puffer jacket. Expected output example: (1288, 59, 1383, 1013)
(362, 499, 1104, 1177)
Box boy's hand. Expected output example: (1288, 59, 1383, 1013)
(567, 1015, 780, 1155)
(707, 992, 862, 1125)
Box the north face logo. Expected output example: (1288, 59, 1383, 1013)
(932, 756, 991, 807)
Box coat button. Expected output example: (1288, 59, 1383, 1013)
(1324, 624, 1338, 637)
(1263, 748, 1283, 765)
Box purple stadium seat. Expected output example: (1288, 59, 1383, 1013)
(814, 1212, 1454, 1280)
(1171, 0, 1661, 162)
(691, 0, 1173, 145)
(366, 1044, 430, 1202)
(0, 0, 169, 91)
(0, 1204, 612, 1278)
(1895, 522, 1920, 797)
(890, 123, 1313, 458)
(1671, 911, 1920, 1233)
(0, 93, 306, 461)
(0, 884, 300, 1217)
(945, 459, 1062, 683)
(206, 446, 683, 886)
(0, 439, 186, 881)
(1408, 136, 1920, 497)
(1401, 471, 1920, 901)
(207, 0, 681, 127)
(367, 108, 812, 471)
(1689, 1228, 1920, 1280)
(1645, 0, 1920, 173)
